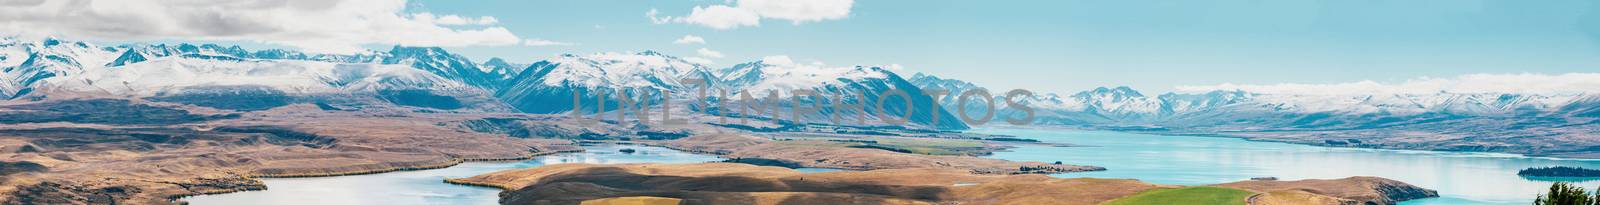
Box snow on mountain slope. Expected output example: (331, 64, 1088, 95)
(383, 46, 501, 89)
(715, 58, 968, 130)
(719, 56, 888, 95)
(3, 37, 1587, 130)
(481, 57, 528, 79)
(908, 72, 979, 100)
(0, 37, 514, 101)
(0, 41, 21, 96)
(908, 73, 1599, 129)
(1156, 90, 1250, 115)
(0, 37, 518, 112)
(1227, 92, 1579, 116)
(1558, 93, 1600, 118)
(1071, 86, 1163, 118)
(102, 43, 381, 68)
(496, 51, 710, 114)
(533, 51, 700, 88)
(0, 38, 121, 98)
(47, 56, 467, 96)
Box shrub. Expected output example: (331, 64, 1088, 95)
(1535, 182, 1598, 205)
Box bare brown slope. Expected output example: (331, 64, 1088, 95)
(654, 132, 1103, 175)
(0, 100, 591, 205)
(1214, 177, 1439, 205)
(449, 163, 1161, 205)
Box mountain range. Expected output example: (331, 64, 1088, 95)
(3, 37, 1596, 138)
(0, 37, 970, 129)
(910, 73, 1597, 129)
(909, 72, 1600, 157)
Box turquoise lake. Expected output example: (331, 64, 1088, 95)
(182, 145, 725, 205)
(187, 128, 1600, 204)
(977, 128, 1600, 205)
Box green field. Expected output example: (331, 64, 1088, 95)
(1102, 187, 1254, 205)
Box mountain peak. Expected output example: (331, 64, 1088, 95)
(484, 57, 510, 65)
(387, 45, 449, 56)
(637, 50, 665, 56)
(41, 37, 63, 47)
(1084, 86, 1144, 97)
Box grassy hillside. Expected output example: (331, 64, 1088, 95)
(1102, 187, 1253, 205)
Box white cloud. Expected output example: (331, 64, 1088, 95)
(0, 0, 523, 53)
(649, 0, 854, 30)
(696, 48, 725, 58)
(674, 5, 761, 30)
(761, 55, 795, 65)
(1175, 73, 1600, 95)
(523, 39, 574, 46)
(885, 63, 905, 71)
(413, 13, 498, 25)
(673, 35, 706, 44)
(682, 57, 715, 65)
(739, 0, 853, 24)
(647, 9, 671, 24)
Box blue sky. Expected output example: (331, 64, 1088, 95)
(6, 0, 1596, 95)
(403, 0, 1599, 94)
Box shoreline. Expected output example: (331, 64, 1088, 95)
(169, 148, 587, 203)
(448, 163, 1438, 205)
(174, 126, 1531, 204)
(166, 132, 1104, 204)
(978, 125, 1600, 161)
(247, 149, 586, 178)
(1169, 132, 1600, 161)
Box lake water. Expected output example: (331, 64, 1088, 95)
(188, 128, 1597, 205)
(182, 144, 723, 205)
(977, 128, 1600, 205)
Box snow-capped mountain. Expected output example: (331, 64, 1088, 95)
(1558, 94, 1600, 118)
(481, 57, 528, 79)
(908, 73, 980, 103)
(3, 37, 971, 130)
(382, 46, 502, 89)
(55, 40, 504, 90)
(716, 58, 894, 95)
(1072, 86, 1163, 119)
(715, 59, 969, 130)
(0, 38, 507, 111)
(909, 73, 1599, 130)
(13, 36, 1583, 132)
(496, 51, 711, 114)
(103, 42, 387, 67)
(494, 52, 968, 129)
(50, 56, 468, 96)
(0, 38, 120, 98)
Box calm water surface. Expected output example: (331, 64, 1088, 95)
(182, 144, 722, 205)
(190, 128, 1592, 205)
(978, 128, 1600, 205)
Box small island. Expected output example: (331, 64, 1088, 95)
(1518, 166, 1600, 177)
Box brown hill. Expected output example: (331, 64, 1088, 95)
(449, 162, 1163, 205)
(453, 163, 1440, 205)
(1215, 177, 1439, 205)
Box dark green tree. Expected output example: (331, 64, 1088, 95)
(1534, 182, 1598, 205)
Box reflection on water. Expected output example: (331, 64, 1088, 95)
(978, 128, 1600, 205)
(183, 145, 722, 205)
